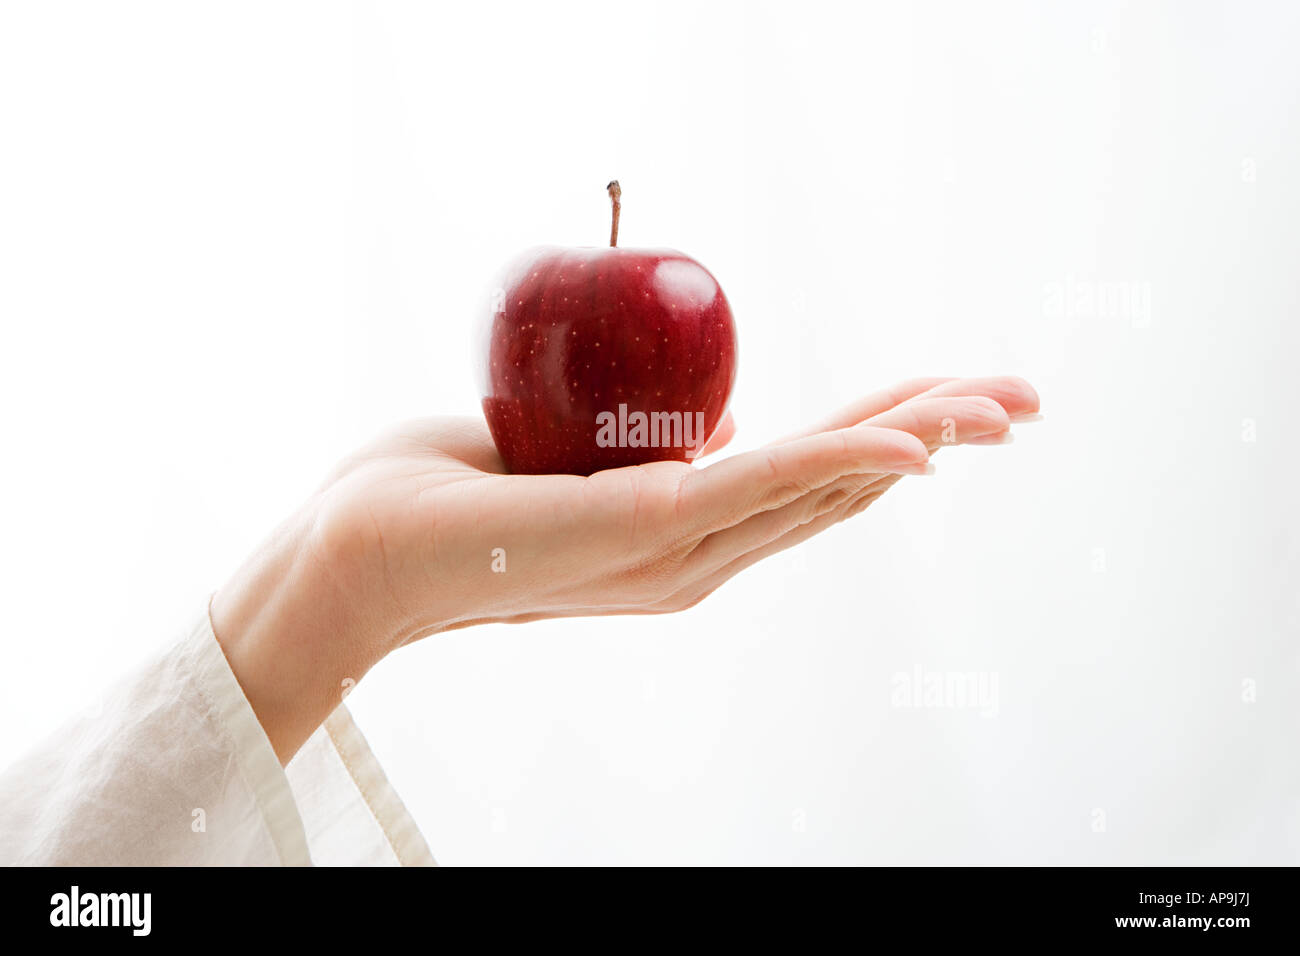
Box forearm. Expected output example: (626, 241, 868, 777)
(210, 506, 386, 764)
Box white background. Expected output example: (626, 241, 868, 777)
(2, 0, 1297, 864)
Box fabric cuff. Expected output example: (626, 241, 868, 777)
(190, 609, 313, 866)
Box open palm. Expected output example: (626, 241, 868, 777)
(308, 375, 1040, 650)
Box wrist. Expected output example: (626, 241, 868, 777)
(210, 502, 388, 764)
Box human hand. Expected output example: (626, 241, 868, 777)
(212, 375, 1039, 761)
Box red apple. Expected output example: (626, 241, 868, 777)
(480, 182, 737, 475)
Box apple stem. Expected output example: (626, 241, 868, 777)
(607, 180, 621, 247)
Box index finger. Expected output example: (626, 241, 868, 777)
(775, 374, 1040, 443)
(771, 377, 956, 443)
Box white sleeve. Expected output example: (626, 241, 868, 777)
(0, 608, 435, 867)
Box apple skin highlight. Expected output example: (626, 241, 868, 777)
(481, 244, 737, 476)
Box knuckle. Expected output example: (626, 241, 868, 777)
(764, 480, 812, 510)
(817, 484, 854, 514)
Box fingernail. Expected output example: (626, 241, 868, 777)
(966, 431, 1015, 445)
(891, 461, 936, 476)
(1009, 412, 1043, 424)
